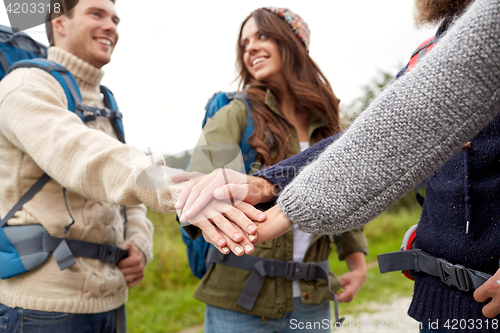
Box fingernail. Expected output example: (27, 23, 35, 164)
(180, 214, 186, 223)
(258, 213, 266, 220)
(234, 232, 242, 240)
(214, 188, 224, 199)
(235, 246, 243, 255)
(249, 234, 256, 242)
(218, 239, 225, 246)
(248, 224, 257, 233)
(245, 245, 253, 253)
(222, 247, 229, 253)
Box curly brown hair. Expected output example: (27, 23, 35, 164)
(414, 0, 473, 27)
(236, 9, 341, 168)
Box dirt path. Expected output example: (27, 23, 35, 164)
(177, 325, 203, 333)
(177, 297, 419, 333)
(334, 297, 420, 332)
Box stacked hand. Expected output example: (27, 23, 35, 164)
(173, 169, 293, 255)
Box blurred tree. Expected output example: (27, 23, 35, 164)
(341, 69, 395, 127)
(340, 68, 422, 212)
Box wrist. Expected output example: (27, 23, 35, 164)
(248, 176, 279, 203)
(268, 204, 293, 228)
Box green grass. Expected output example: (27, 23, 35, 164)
(332, 208, 421, 315)
(127, 211, 204, 333)
(127, 202, 422, 332)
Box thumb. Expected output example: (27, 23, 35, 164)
(120, 241, 132, 251)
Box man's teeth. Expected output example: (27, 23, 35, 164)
(252, 57, 265, 66)
(96, 38, 111, 46)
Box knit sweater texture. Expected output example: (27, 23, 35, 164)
(276, 0, 500, 235)
(0, 47, 181, 314)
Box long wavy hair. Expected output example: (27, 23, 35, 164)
(236, 9, 341, 168)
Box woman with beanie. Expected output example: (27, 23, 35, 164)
(184, 7, 368, 333)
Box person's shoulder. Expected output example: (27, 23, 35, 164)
(0, 67, 65, 102)
(207, 98, 248, 125)
(221, 98, 248, 115)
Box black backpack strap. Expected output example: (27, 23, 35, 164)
(41, 232, 129, 269)
(3, 224, 128, 271)
(378, 249, 491, 292)
(0, 173, 51, 228)
(414, 180, 426, 206)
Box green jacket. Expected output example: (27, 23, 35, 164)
(187, 91, 368, 318)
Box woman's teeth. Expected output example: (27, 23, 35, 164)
(252, 57, 265, 66)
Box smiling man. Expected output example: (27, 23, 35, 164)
(0, 0, 154, 332)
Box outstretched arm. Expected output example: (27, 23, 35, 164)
(277, 0, 500, 235)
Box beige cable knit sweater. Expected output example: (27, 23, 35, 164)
(0, 47, 178, 313)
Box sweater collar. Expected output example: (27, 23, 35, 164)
(47, 47, 104, 88)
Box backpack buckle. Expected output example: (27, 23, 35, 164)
(98, 243, 119, 264)
(285, 261, 309, 281)
(437, 258, 470, 291)
(108, 109, 122, 120)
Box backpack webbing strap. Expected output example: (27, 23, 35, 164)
(407, 37, 435, 72)
(0, 173, 51, 228)
(11, 228, 128, 269)
(378, 249, 491, 292)
(0, 49, 9, 74)
(206, 248, 344, 323)
(43, 233, 129, 265)
(414, 180, 426, 206)
(101, 85, 125, 144)
(240, 98, 257, 173)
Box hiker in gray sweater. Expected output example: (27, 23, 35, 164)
(175, 0, 500, 324)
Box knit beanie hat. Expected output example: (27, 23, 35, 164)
(258, 7, 310, 52)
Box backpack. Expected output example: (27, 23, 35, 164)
(0, 25, 47, 79)
(0, 25, 128, 279)
(181, 92, 256, 279)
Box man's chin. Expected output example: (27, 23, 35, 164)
(92, 54, 112, 68)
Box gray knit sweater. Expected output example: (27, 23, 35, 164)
(277, 0, 500, 235)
